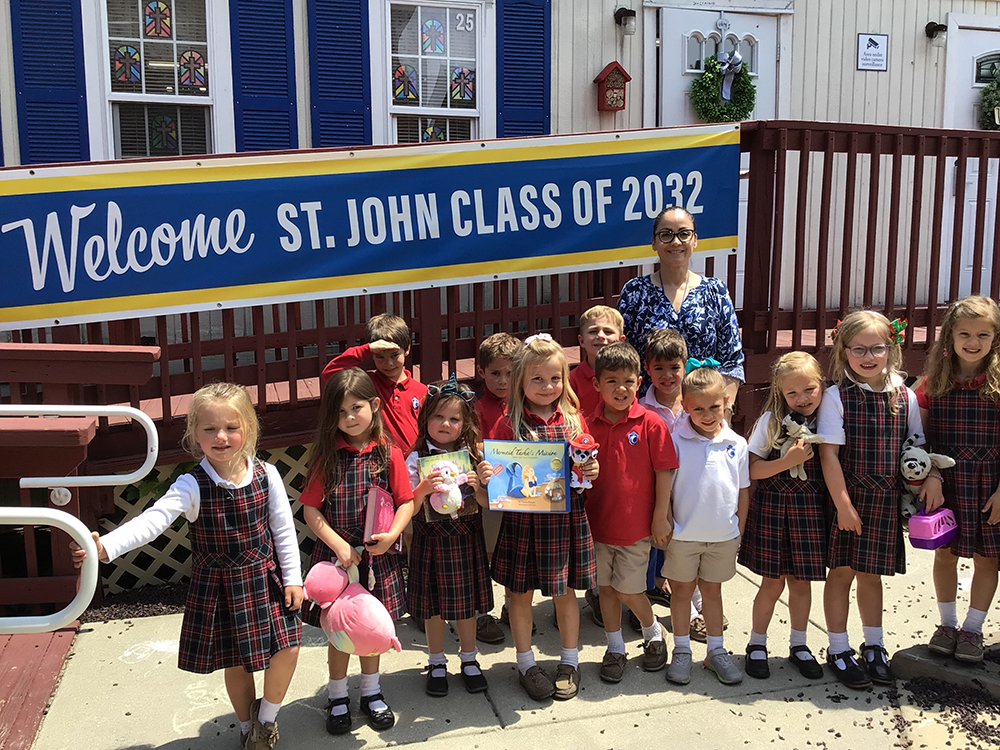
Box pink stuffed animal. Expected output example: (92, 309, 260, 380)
(303, 560, 402, 656)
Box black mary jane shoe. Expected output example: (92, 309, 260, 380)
(859, 643, 894, 685)
(425, 664, 449, 697)
(788, 645, 824, 679)
(744, 644, 770, 679)
(826, 649, 872, 690)
(360, 693, 396, 731)
(325, 697, 352, 735)
(460, 660, 489, 693)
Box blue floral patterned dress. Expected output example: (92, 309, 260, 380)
(617, 274, 745, 396)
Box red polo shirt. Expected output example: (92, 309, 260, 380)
(322, 343, 427, 452)
(569, 358, 601, 418)
(490, 406, 590, 440)
(586, 400, 678, 546)
(914, 373, 989, 409)
(299, 438, 414, 508)
(475, 387, 507, 439)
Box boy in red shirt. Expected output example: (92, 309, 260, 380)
(586, 341, 678, 683)
(474, 332, 521, 439)
(569, 306, 623, 418)
(322, 313, 427, 453)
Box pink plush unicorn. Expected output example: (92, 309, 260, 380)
(303, 560, 402, 656)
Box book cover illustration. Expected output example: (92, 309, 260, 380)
(482, 439, 571, 513)
(416, 450, 478, 522)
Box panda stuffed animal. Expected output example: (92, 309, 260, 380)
(899, 435, 956, 517)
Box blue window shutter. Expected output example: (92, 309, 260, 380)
(497, 0, 550, 137)
(10, 0, 89, 164)
(230, 0, 298, 151)
(308, 0, 371, 147)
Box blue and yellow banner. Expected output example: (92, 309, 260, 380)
(0, 125, 740, 329)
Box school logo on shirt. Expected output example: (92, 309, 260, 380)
(726, 444, 736, 458)
(412, 397, 420, 411)
(628, 430, 639, 445)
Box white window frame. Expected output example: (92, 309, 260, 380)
(81, 0, 235, 160)
(369, 0, 495, 145)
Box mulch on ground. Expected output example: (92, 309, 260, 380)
(80, 581, 188, 623)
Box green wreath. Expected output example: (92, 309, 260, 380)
(689, 54, 756, 123)
(980, 77, 1000, 130)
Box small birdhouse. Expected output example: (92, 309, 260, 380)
(594, 61, 631, 111)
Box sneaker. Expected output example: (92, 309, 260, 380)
(646, 587, 672, 607)
(690, 614, 729, 643)
(627, 609, 642, 633)
(519, 665, 555, 701)
(240, 732, 250, 749)
(705, 647, 744, 684)
(666, 646, 692, 685)
(642, 639, 668, 672)
(553, 663, 580, 700)
(584, 588, 604, 628)
(359, 693, 395, 731)
(826, 649, 871, 690)
(476, 613, 506, 644)
(954, 630, 985, 664)
(744, 644, 770, 679)
(324, 697, 352, 735)
(928, 625, 959, 656)
(425, 664, 449, 697)
(859, 643, 894, 685)
(599, 650, 627, 683)
(247, 699, 279, 750)
(788, 645, 824, 679)
(460, 660, 489, 693)
(500, 604, 537, 634)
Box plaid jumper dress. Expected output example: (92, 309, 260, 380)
(178, 462, 301, 674)
(490, 412, 597, 596)
(928, 387, 1000, 558)
(828, 383, 909, 576)
(407, 448, 494, 620)
(738, 415, 829, 580)
(302, 446, 406, 625)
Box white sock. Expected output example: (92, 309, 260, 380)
(828, 630, 850, 655)
(327, 677, 349, 716)
(862, 625, 884, 651)
(459, 649, 481, 675)
(641, 619, 664, 643)
(939, 600, 959, 628)
(516, 649, 536, 675)
(257, 698, 280, 725)
(560, 646, 579, 668)
(963, 607, 988, 635)
(748, 630, 767, 659)
(674, 634, 691, 651)
(239, 719, 252, 735)
(789, 629, 813, 659)
(706, 634, 724, 652)
(360, 672, 387, 712)
(428, 650, 447, 677)
(606, 628, 626, 654)
(691, 586, 703, 612)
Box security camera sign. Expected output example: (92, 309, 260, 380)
(858, 33, 888, 71)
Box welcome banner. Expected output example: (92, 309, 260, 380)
(0, 124, 740, 330)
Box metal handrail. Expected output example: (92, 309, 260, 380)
(0, 508, 98, 634)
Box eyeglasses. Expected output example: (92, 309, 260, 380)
(425, 383, 477, 402)
(655, 228, 696, 244)
(847, 344, 889, 358)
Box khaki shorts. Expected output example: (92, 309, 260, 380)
(661, 537, 741, 583)
(595, 538, 652, 594)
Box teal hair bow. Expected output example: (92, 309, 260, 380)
(685, 356, 721, 374)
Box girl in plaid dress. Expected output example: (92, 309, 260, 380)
(490, 334, 599, 701)
(817, 311, 924, 689)
(740, 352, 828, 681)
(405, 375, 495, 697)
(71, 383, 303, 750)
(916, 296, 1000, 664)
(299, 368, 415, 735)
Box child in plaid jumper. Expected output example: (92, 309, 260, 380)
(405, 375, 495, 697)
(818, 311, 924, 689)
(917, 296, 1000, 664)
(72, 383, 303, 750)
(300, 368, 415, 736)
(740, 352, 828, 681)
(489, 334, 599, 701)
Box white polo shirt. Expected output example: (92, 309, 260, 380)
(816, 373, 924, 446)
(671, 414, 750, 542)
(641, 388, 685, 433)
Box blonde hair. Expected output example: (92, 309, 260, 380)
(681, 365, 727, 398)
(508, 337, 583, 441)
(754, 352, 825, 451)
(923, 295, 1000, 403)
(181, 382, 259, 463)
(579, 305, 624, 334)
(830, 310, 905, 413)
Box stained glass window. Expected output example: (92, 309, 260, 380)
(422, 19, 445, 53)
(114, 45, 142, 83)
(145, 2, 172, 39)
(394, 64, 418, 100)
(116, 102, 210, 158)
(397, 115, 471, 144)
(178, 49, 207, 89)
(451, 67, 474, 101)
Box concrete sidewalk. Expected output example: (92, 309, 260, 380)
(32, 546, 999, 750)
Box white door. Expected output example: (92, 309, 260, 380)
(655, 9, 780, 306)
